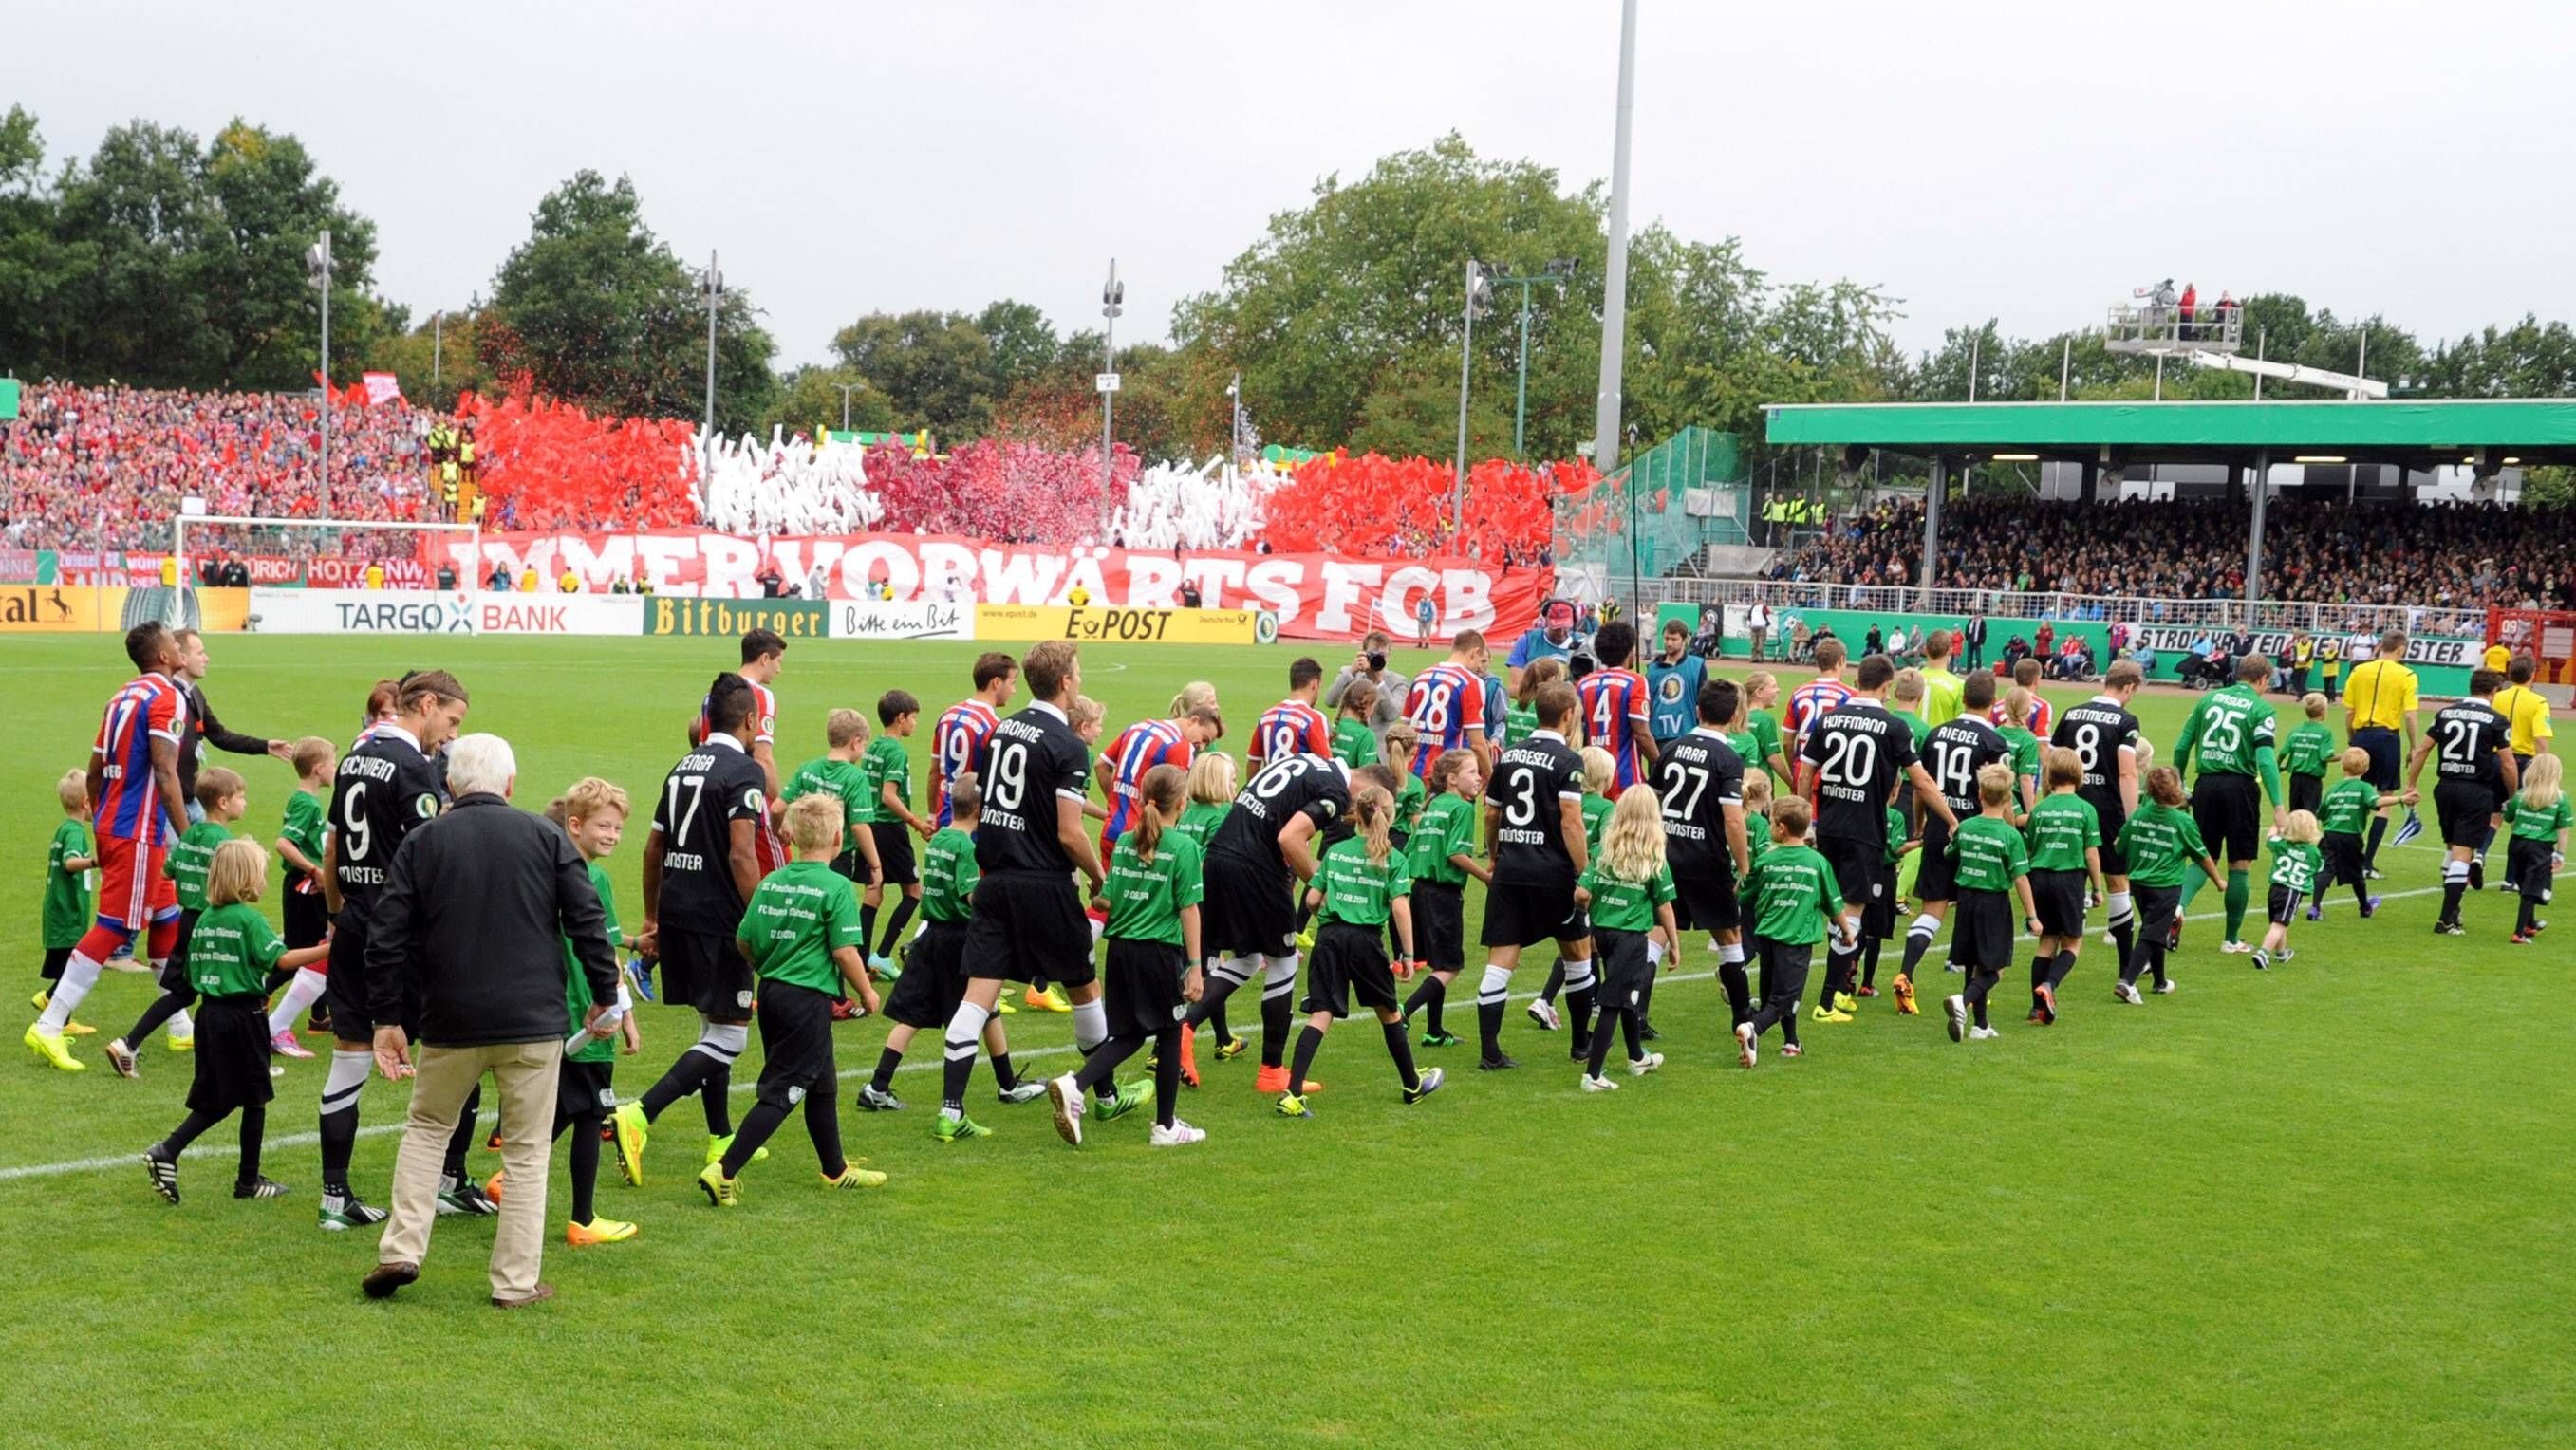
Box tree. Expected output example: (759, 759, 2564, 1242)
(364, 307, 491, 412)
(828, 309, 997, 440)
(763, 364, 894, 439)
(480, 170, 775, 431)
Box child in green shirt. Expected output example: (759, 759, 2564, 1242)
(2312, 746, 2401, 921)
(1269, 782, 1436, 1119)
(700, 795, 890, 1206)
(1399, 750, 1493, 1049)
(2023, 749, 2104, 1024)
(1940, 763, 2040, 1044)
(2250, 811, 2325, 972)
(1047, 764, 1206, 1144)
(1534, 747, 1620, 1030)
(141, 839, 327, 1206)
(2000, 685, 2044, 817)
(109, 768, 247, 1074)
(39, 770, 96, 1020)
(1384, 726, 1428, 843)
(533, 780, 644, 1244)
(863, 691, 934, 974)
(1332, 680, 1382, 771)
(265, 738, 337, 1050)
(1577, 785, 1680, 1088)
(2503, 754, 2568, 943)
(2280, 693, 2338, 817)
(1735, 796, 1853, 1067)
(857, 778, 1048, 1125)
(2113, 767, 2228, 1002)
(782, 708, 885, 894)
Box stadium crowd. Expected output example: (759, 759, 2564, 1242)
(1, 384, 442, 558)
(1764, 496, 2576, 611)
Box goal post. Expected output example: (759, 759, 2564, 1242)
(165, 512, 483, 629)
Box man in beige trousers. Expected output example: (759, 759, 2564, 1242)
(358, 734, 620, 1308)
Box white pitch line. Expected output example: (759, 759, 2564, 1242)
(3, 871, 2558, 1184)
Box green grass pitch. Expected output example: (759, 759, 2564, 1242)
(0, 633, 2568, 1448)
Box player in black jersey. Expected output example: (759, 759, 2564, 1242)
(313, 669, 467, 1231)
(1186, 751, 1366, 1094)
(934, 642, 1111, 1141)
(2054, 660, 2145, 976)
(1895, 669, 2008, 1013)
(1798, 655, 1955, 1024)
(1656, 679, 1752, 1023)
(2409, 669, 2519, 934)
(1476, 680, 1591, 1070)
(610, 673, 777, 1183)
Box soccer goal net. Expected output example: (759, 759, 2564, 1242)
(161, 511, 482, 629)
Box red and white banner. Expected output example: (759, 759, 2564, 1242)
(419, 530, 1555, 642)
(362, 372, 402, 406)
(308, 556, 435, 589)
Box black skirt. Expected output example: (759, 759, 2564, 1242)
(184, 995, 273, 1115)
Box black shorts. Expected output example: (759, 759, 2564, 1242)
(660, 926, 756, 1022)
(1860, 858, 1899, 939)
(1480, 881, 1587, 950)
(2266, 883, 2304, 928)
(871, 823, 918, 887)
(2091, 804, 2131, 878)
(2355, 728, 2401, 790)
(1949, 889, 2017, 974)
(1410, 880, 1465, 972)
(962, 870, 1095, 987)
(1913, 817, 1960, 902)
(2287, 773, 2324, 817)
(751, 981, 837, 1108)
(2133, 883, 2182, 936)
(1102, 937, 1189, 1038)
(1819, 834, 1885, 911)
(2508, 838, 2556, 903)
(1593, 927, 1656, 1015)
(885, 919, 969, 1029)
(553, 1057, 617, 1130)
(158, 908, 200, 995)
(2191, 772, 2264, 864)
(183, 995, 272, 1116)
(1758, 939, 1812, 1007)
(324, 909, 390, 1040)
(2321, 832, 2366, 888)
(1671, 867, 1739, 935)
(1201, 852, 1296, 960)
(283, 886, 329, 951)
(2030, 868, 2088, 939)
(2434, 780, 2499, 850)
(1300, 921, 1399, 1018)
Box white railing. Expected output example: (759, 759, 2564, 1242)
(2105, 303, 2244, 353)
(1641, 577, 2488, 641)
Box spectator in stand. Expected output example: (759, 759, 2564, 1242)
(517, 566, 538, 593)
(558, 567, 581, 594)
(486, 561, 512, 592)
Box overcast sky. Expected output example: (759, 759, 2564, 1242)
(12, 0, 2574, 373)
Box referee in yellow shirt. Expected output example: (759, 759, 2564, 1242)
(2343, 628, 2419, 873)
(2493, 655, 2556, 889)
(1918, 628, 1967, 727)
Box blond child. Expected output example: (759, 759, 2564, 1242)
(522, 782, 645, 1242)
(141, 840, 328, 1204)
(1577, 785, 1681, 1088)
(109, 768, 247, 1074)
(1399, 750, 1491, 1047)
(2502, 755, 2567, 943)
(1532, 746, 1620, 1032)
(2250, 811, 2325, 971)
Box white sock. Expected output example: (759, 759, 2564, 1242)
(36, 952, 104, 1033)
(269, 969, 327, 1037)
(1476, 963, 1512, 1006)
(1071, 997, 1108, 1053)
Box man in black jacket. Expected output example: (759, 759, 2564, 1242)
(362, 733, 617, 1310)
(173, 628, 289, 814)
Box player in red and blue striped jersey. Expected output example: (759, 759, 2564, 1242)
(1783, 637, 1854, 790)
(26, 624, 194, 1071)
(1575, 621, 1659, 790)
(931, 652, 1017, 827)
(1250, 658, 1332, 767)
(689, 628, 785, 796)
(1404, 631, 1498, 779)
(1095, 705, 1223, 855)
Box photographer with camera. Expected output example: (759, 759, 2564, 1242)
(1325, 631, 1410, 738)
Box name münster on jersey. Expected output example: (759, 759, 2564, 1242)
(977, 715, 1055, 836)
(1810, 708, 1901, 804)
(1493, 741, 1575, 850)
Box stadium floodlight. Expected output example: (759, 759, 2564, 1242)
(700, 251, 724, 444)
(834, 382, 864, 431)
(1491, 259, 1577, 456)
(1100, 258, 1125, 519)
(1452, 260, 1500, 535)
(308, 231, 334, 522)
